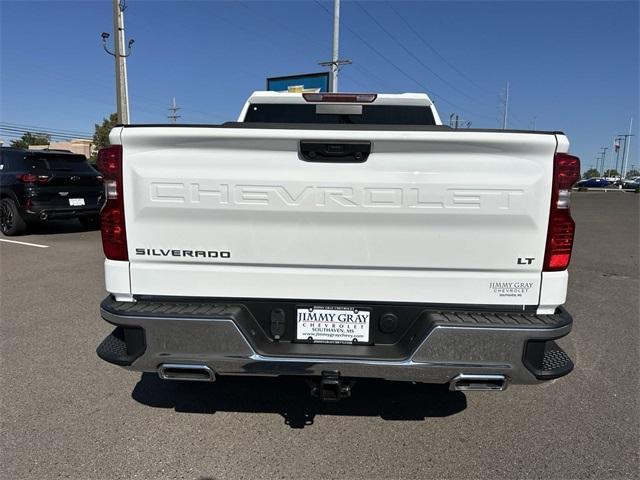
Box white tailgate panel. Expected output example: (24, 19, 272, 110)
(121, 127, 557, 306)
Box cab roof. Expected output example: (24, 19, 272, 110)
(246, 91, 434, 107)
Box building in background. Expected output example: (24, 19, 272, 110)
(28, 138, 94, 158)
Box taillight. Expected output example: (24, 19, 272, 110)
(96, 145, 127, 260)
(543, 153, 580, 271)
(302, 93, 377, 103)
(19, 173, 50, 184)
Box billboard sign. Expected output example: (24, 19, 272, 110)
(266, 72, 330, 93)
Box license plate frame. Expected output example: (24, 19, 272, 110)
(295, 305, 371, 345)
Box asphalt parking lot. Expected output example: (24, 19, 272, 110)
(1, 192, 638, 480)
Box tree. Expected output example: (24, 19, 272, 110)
(10, 132, 51, 149)
(625, 169, 640, 178)
(91, 113, 118, 160)
(583, 168, 600, 179)
(603, 169, 619, 177)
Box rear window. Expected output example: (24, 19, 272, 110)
(244, 104, 436, 125)
(1, 150, 25, 171)
(26, 154, 95, 173)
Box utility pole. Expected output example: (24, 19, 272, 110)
(167, 97, 181, 123)
(449, 113, 471, 129)
(330, 0, 340, 92)
(614, 137, 622, 179)
(621, 117, 634, 179)
(599, 147, 608, 176)
(319, 0, 351, 92)
(616, 133, 634, 180)
(113, 0, 129, 123)
(449, 113, 459, 128)
(619, 136, 629, 179)
(501, 81, 510, 129)
(101, 0, 134, 124)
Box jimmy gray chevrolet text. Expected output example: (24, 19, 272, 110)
(96, 91, 579, 400)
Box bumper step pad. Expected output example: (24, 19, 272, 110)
(96, 326, 146, 366)
(542, 344, 573, 373)
(524, 340, 574, 380)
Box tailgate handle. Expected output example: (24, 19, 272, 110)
(299, 140, 371, 163)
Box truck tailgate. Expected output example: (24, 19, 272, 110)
(118, 126, 559, 306)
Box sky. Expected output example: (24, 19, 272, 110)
(1, 0, 638, 173)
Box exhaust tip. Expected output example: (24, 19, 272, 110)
(449, 374, 507, 392)
(158, 363, 215, 382)
(39, 212, 48, 220)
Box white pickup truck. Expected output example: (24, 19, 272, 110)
(96, 91, 579, 399)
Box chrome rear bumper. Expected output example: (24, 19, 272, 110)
(97, 296, 574, 385)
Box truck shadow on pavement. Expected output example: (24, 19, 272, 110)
(26, 220, 99, 235)
(131, 373, 467, 428)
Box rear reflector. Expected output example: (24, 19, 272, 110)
(303, 93, 377, 103)
(96, 145, 128, 261)
(543, 153, 580, 271)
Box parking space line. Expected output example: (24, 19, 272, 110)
(0, 238, 50, 248)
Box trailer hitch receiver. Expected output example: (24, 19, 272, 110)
(310, 371, 352, 401)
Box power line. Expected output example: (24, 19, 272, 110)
(0, 122, 92, 137)
(0, 127, 91, 140)
(239, 0, 376, 93)
(6, 22, 226, 124)
(350, 62, 395, 90)
(313, 2, 450, 104)
(386, 1, 493, 95)
(313, 0, 493, 119)
(0, 130, 88, 142)
(354, 2, 490, 107)
(237, 0, 395, 93)
(234, 1, 325, 52)
(0, 125, 93, 141)
(338, 70, 371, 90)
(355, 2, 529, 127)
(3, 65, 170, 120)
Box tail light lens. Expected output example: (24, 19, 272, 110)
(19, 173, 50, 184)
(543, 153, 580, 271)
(96, 145, 127, 260)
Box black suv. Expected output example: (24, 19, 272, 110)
(0, 147, 104, 235)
